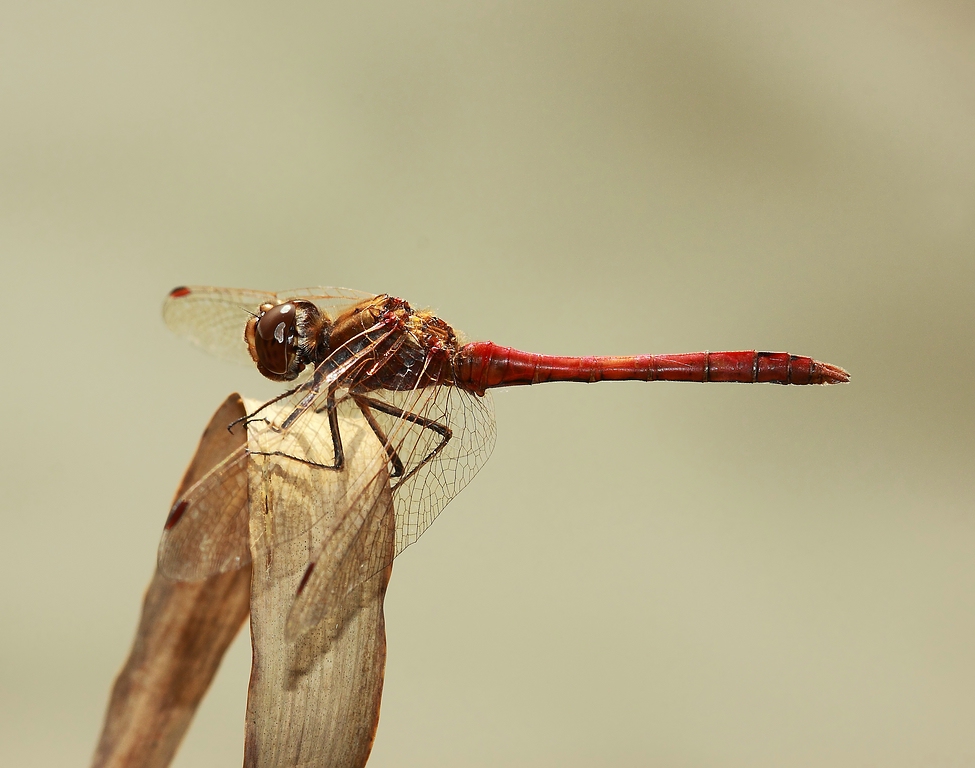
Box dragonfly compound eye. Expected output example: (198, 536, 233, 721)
(253, 302, 298, 378)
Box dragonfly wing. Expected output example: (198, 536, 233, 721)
(241, 399, 394, 640)
(277, 383, 496, 638)
(278, 285, 376, 307)
(164, 286, 279, 365)
(157, 395, 252, 580)
(163, 285, 377, 366)
(366, 385, 497, 556)
(162, 309, 496, 636)
(281, 446, 395, 641)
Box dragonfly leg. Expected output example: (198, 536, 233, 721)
(228, 382, 307, 434)
(352, 395, 406, 478)
(249, 390, 346, 472)
(351, 394, 452, 487)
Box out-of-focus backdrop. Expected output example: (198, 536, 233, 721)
(2, 2, 973, 766)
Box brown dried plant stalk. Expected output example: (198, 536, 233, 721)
(92, 394, 392, 768)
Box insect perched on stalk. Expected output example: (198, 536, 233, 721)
(160, 285, 848, 640)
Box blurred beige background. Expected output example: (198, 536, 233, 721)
(2, 1, 974, 766)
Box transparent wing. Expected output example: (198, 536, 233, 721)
(157, 445, 251, 579)
(157, 394, 252, 580)
(156, 325, 397, 581)
(280, 383, 496, 638)
(238, 378, 496, 560)
(355, 385, 497, 554)
(283, 474, 394, 642)
(163, 285, 376, 365)
(160, 299, 496, 638)
(161, 385, 494, 574)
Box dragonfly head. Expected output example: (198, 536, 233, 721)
(246, 300, 328, 381)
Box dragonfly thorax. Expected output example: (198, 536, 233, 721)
(324, 296, 462, 392)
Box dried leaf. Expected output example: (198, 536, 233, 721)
(91, 394, 252, 768)
(92, 394, 393, 768)
(242, 399, 393, 768)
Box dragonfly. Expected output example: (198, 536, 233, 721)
(159, 285, 848, 639)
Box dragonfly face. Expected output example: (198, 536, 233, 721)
(246, 300, 327, 381)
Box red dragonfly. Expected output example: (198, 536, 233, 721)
(159, 285, 848, 638)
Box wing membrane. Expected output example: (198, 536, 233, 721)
(161, 285, 497, 639)
(157, 444, 251, 579)
(279, 383, 495, 638)
(163, 285, 375, 365)
(157, 394, 252, 580)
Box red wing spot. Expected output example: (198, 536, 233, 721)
(297, 561, 316, 595)
(164, 500, 189, 530)
(169, 286, 192, 298)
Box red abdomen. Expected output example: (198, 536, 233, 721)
(453, 342, 849, 393)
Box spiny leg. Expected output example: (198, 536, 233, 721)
(249, 389, 346, 472)
(228, 381, 307, 434)
(351, 393, 453, 488)
(353, 395, 406, 478)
